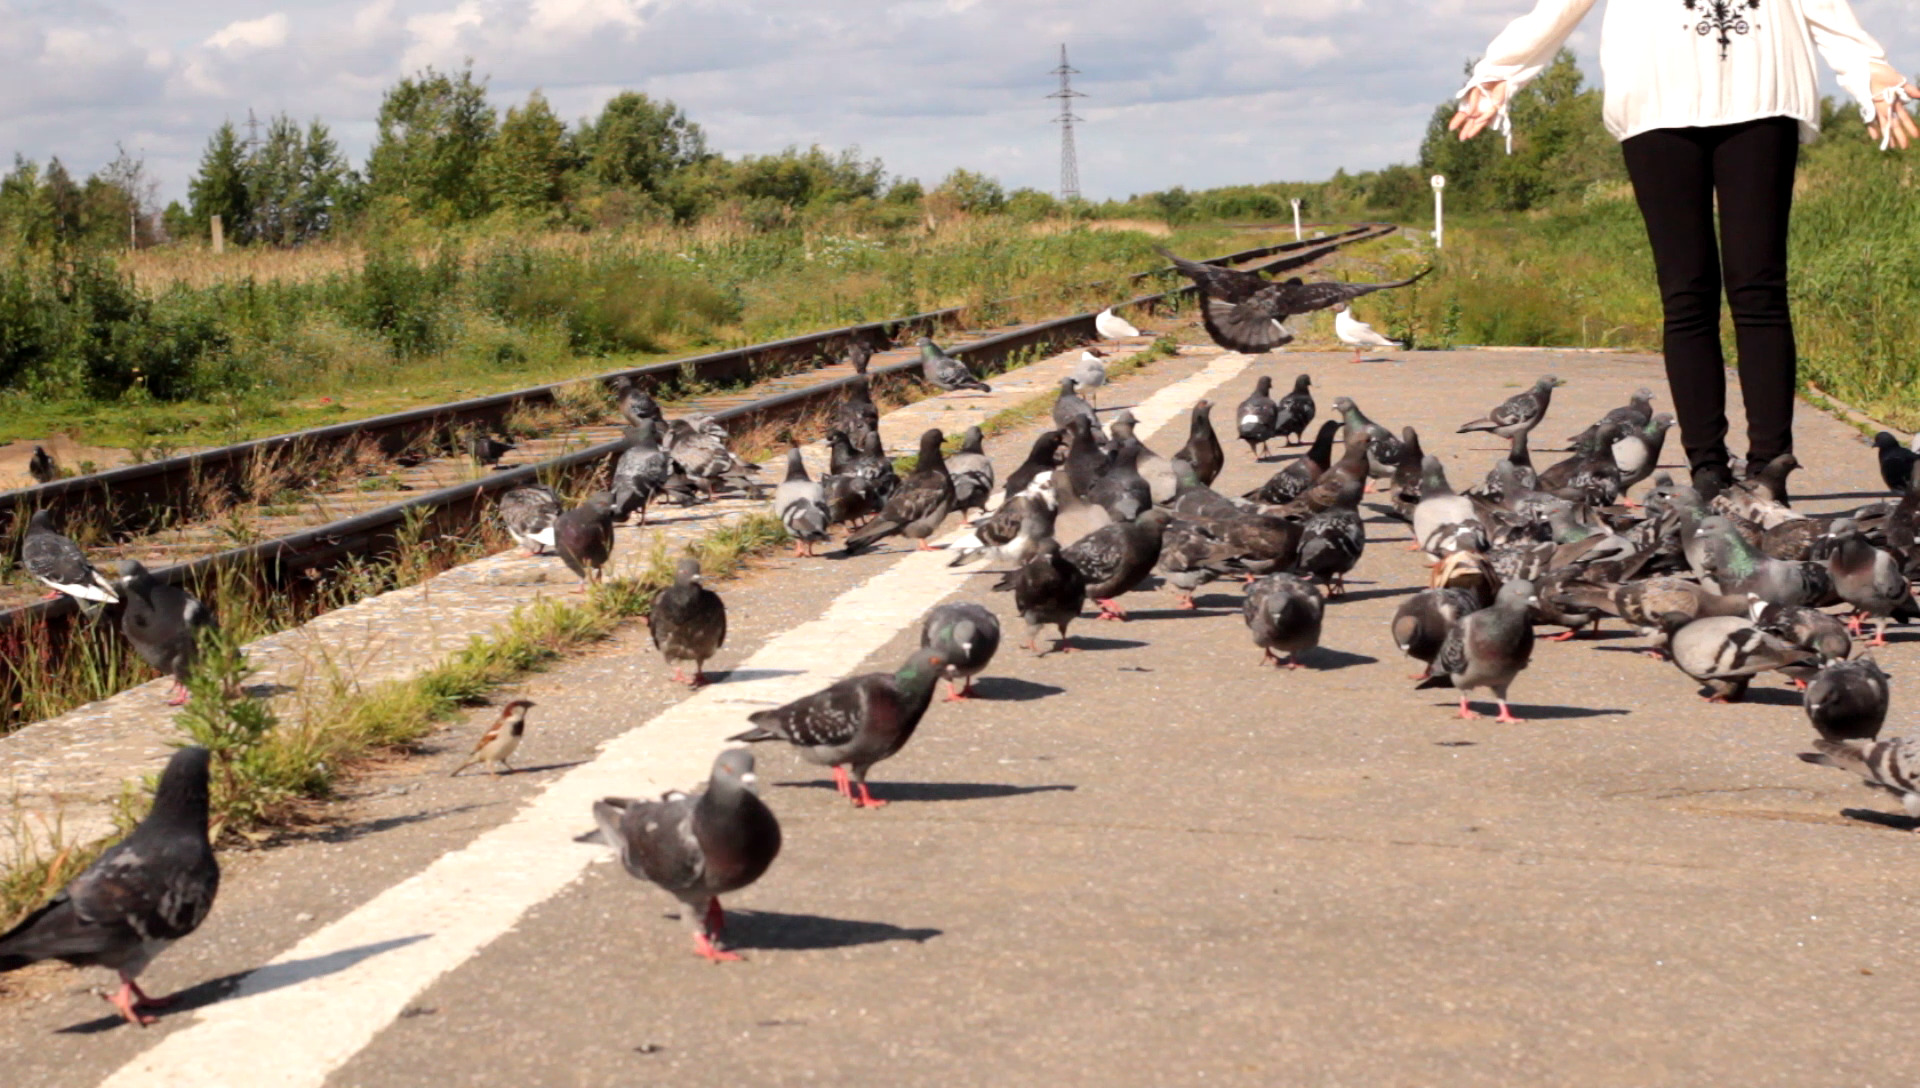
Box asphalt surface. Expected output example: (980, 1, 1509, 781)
(5, 347, 1918, 1086)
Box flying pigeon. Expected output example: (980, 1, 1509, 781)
(450, 699, 536, 776)
(1157, 246, 1274, 302)
(0, 746, 217, 1025)
(947, 426, 995, 522)
(1797, 737, 1920, 825)
(921, 602, 1001, 701)
(729, 645, 953, 808)
(652, 557, 728, 686)
(774, 449, 831, 557)
(1199, 269, 1431, 354)
(28, 445, 57, 484)
(589, 748, 781, 962)
(555, 491, 617, 590)
(1335, 304, 1400, 362)
(23, 508, 118, 604)
(498, 486, 560, 556)
(1236, 376, 1281, 458)
(1417, 579, 1538, 722)
(1094, 307, 1140, 339)
(918, 337, 991, 393)
(1000, 538, 1088, 654)
(1804, 657, 1890, 743)
(611, 421, 673, 524)
(842, 429, 955, 553)
(115, 560, 215, 705)
(1457, 376, 1562, 439)
(1243, 573, 1324, 669)
(1274, 374, 1315, 446)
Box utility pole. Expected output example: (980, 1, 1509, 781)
(1047, 44, 1085, 203)
(1430, 175, 1447, 249)
(1290, 198, 1303, 241)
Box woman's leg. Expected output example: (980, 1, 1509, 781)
(1712, 116, 1801, 468)
(1622, 127, 1728, 487)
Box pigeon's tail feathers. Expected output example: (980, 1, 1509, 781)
(1202, 297, 1293, 354)
(1413, 673, 1456, 690)
(0, 896, 75, 971)
(1552, 582, 1621, 617)
(841, 517, 902, 552)
(729, 715, 785, 743)
(1798, 739, 1870, 775)
(1455, 418, 1498, 435)
(587, 799, 633, 853)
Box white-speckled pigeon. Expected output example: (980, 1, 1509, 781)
(1237, 376, 1281, 458)
(23, 508, 118, 604)
(611, 421, 672, 524)
(1062, 508, 1173, 621)
(842, 429, 954, 553)
(498, 485, 560, 556)
(999, 538, 1087, 654)
(1457, 376, 1562, 440)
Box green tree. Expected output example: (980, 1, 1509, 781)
(299, 119, 355, 237)
(42, 158, 83, 243)
(188, 122, 252, 240)
(487, 89, 572, 212)
(578, 91, 706, 194)
(0, 157, 53, 247)
(365, 64, 497, 221)
(933, 168, 1004, 213)
(246, 114, 305, 245)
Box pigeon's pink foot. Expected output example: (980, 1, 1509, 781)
(688, 670, 710, 688)
(1410, 669, 1431, 681)
(41, 590, 62, 601)
(1094, 599, 1128, 621)
(1053, 638, 1079, 654)
(105, 982, 157, 1027)
(1546, 629, 1579, 643)
(1868, 634, 1890, 648)
(793, 541, 809, 558)
(1175, 594, 1197, 610)
(831, 766, 852, 798)
(693, 933, 742, 963)
(125, 980, 174, 1009)
(1493, 703, 1525, 724)
(942, 679, 974, 702)
(670, 667, 688, 685)
(916, 540, 936, 552)
(851, 782, 888, 809)
(1456, 697, 1483, 721)
(1284, 656, 1305, 670)
(1642, 649, 1668, 660)
(1846, 613, 1866, 636)
(165, 683, 189, 707)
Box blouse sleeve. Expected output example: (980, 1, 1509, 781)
(1458, 0, 1600, 95)
(1801, 0, 1906, 124)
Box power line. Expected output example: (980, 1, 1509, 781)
(1046, 44, 1085, 202)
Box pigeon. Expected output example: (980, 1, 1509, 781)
(1109, 412, 1178, 504)
(1002, 431, 1063, 503)
(1613, 413, 1676, 491)
(833, 376, 881, 451)
(729, 645, 953, 808)
(1752, 599, 1853, 674)
(608, 376, 665, 428)
(1063, 508, 1174, 620)
(1236, 376, 1281, 458)
(1332, 397, 1403, 483)
(842, 337, 874, 375)
(1246, 420, 1338, 505)
(1273, 374, 1315, 446)
(1593, 387, 1655, 435)
(555, 491, 617, 589)
(1412, 456, 1478, 559)
(1271, 431, 1371, 518)
(842, 429, 955, 553)
(0, 746, 217, 1026)
(1157, 246, 1274, 302)
(665, 416, 757, 501)
(1295, 476, 1366, 595)
(1824, 520, 1918, 646)
(1198, 269, 1431, 354)
(23, 508, 118, 604)
(1696, 516, 1830, 608)
(28, 445, 57, 484)
(611, 422, 672, 524)
(1553, 575, 1749, 654)
(1535, 421, 1624, 505)
(1070, 349, 1109, 405)
(496, 486, 561, 557)
(1094, 307, 1140, 339)
(468, 430, 516, 467)
(921, 602, 1001, 701)
(1457, 376, 1562, 439)
(918, 337, 991, 393)
(1243, 573, 1324, 668)
(590, 748, 781, 962)
(1001, 538, 1088, 654)
(1393, 557, 1492, 680)
(450, 700, 537, 777)
(1051, 458, 1115, 548)
(1052, 377, 1098, 431)
(1873, 432, 1919, 493)
(1796, 737, 1920, 825)
(1417, 579, 1538, 722)
(947, 426, 995, 521)
(1385, 427, 1428, 521)
(1665, 613, 1814, 701)
(1179, 400, 1225, 486)
(846, 431, 903, 502)
(648, 557, 728, 686)
(1089, 439, 1154, 523)
(774, 449, 831, 557)
(949, 494, 1055, 569)
(1804, 657, 1890, 743)
(115, 560, 215, 706)
(1737, 452, 1800, 507)
(1335, 303, 1402, 362)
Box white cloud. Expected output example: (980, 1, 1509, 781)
(206, 13, 290, 52)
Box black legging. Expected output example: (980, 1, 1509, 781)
(1621, 116, 1800, 476)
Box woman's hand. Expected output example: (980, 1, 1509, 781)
(1449, 81, 1512, 142)
(1867, 82, 1920, 150)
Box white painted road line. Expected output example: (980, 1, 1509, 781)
(97, 351, 1255, 1088)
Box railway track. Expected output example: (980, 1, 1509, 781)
(0, 223, 1396, 721)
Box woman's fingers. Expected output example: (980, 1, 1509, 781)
(1451, 83, 1507, 142)
(1871, 85, 1920, 151)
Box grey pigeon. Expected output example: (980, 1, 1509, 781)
(1236, 376, 1281, 458)
(1598, 387, 1655, 433)
(1198, 269, 1432, 354)
(652, 558, 727, 686)
(1804, 657, 1890, 743)
(1797, 736, 1920, 825)
(1002, 431, 1063, 503)
(1109, 412, 1177, 504)
(1388, 427, 1426, 521)
(1613, 412, 1675, 490)
(1050, 455, 1114, 549)
(918, 337, 991, 393)
(610, 421, 672, 524)
(1052, 377, 1098, 432)
(23, 508, 118, 604)
(1246, 420, 1338, 505)
(590, 748, 780, 962)
(1411, 456, 1478, 559)
(555, 491, 616, 589)
(665, 416, 757, 501)
(948, 426, 995, 521)
(1417, 579, 1538, 722)
(0, 746, 217, 1025)
(1824, 519, 1918, 646)
(1333, 397, 1403, 482)
(608, 376, 664, 428)
(1536, 421, 1623, 505)
(1242, 573, 1324, 668)
(920, 602, 1001, 701)
(833, 376, 881, 451)
(1751, 599, 1853, 679)
(1695, 515, 1831, 608)
(1393, 584, 1488, 681)
(1553, 575, 1748, 654)
(1070, 349, 1109, 405)
(728, 645, 953, 808)
(842, 337, 874, 374)
(1062, 508, 1173, 620)
(1457, 376, 1562, 439)
(115, 560, 215, 706)
(498, 485, 561, 556)
(1665, 613, 1814, 701)
(468, 430, 516, 467)
(1274, 373, 1315, 445)
(1179, 400, 1226, 487)
(1088, 439, 1154, 523)
(999, 538, 1087, 654)
(28, 445, 57, 484)
(1295, 476, 1366, 595)
(843, 429, 955, 553)
(949, 494, 1055, 569)
(774, 449, 830, 557)
(1873, 432, 1919, 493)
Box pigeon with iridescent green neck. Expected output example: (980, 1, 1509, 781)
(1697, 515, 1831, 609)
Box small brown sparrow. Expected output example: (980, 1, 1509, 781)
(450, 700, 535, 777)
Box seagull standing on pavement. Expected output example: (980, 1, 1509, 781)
(1334, 304, 1402, 362)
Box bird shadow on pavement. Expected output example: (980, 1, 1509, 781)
(711, 668, 804, 685)
(502, 760, 592, 775)
(1124, 607, 1231, 622)
(1059, 636, 1146, 652)
(724, 910, 942, 952)
(1303, 648, 1378, 670)
(1839, 807, 1920, 832)
(1335, 584, 1418, 604)
(1797, 491, 1892, 503)
(777, 780, 1076, 803)
(1434, 702, 1629, 721)
(298, 802, 503, 845)
(241, 682, 297, 699)
(57, 934, 431, 1034)
(966, 676, 1066, 702)
(1731, 687, 1805, 707)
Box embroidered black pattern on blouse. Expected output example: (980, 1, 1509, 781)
(1684, 0, 1761, 60)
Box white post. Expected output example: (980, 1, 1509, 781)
(1290, 198, 1303, 241)
(1430, 175, 1446, 249)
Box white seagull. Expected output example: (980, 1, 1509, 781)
(1334, 303, 1401, 363)
(1094, 307, 1140, 339)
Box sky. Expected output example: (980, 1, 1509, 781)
(2, 0, 1915, 206)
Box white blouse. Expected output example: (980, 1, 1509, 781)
(1463, 0, 1909, 144)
